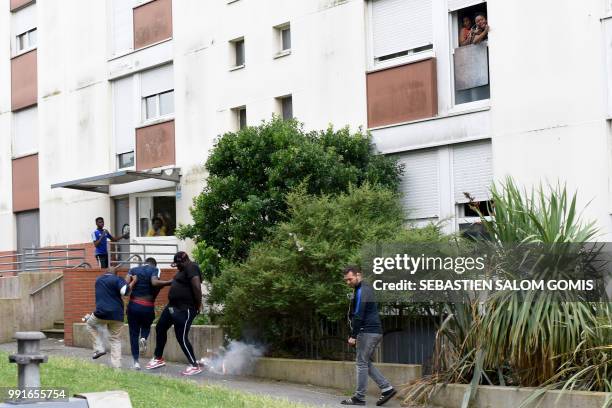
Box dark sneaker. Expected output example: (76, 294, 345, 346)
(341, 397, 366, 405)
(376, 388, 397, 406)
(92, 351, 106, 360)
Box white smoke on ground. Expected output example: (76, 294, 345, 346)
(200, 341, 265, 376)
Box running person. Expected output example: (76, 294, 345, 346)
(91, 217, 128, 268)
(146, 251, 203, 376)
(125, 257, 172, 370)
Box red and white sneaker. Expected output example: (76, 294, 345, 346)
(181, 365, 203, 376)
(145, 357, 166, 370)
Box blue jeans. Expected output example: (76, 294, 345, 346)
(127, 302, 155, 361)
(355, 333, 391, 400)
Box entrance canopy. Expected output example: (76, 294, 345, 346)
(51, 168, 180, 194)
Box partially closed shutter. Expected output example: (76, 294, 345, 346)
(111, 0, 139, 55)
(398, 149, 439, 219)
(140, 64, 174, 97)
(372, 0, 433, 59)
(113, 76, 135, 154)
(453, 141, 492, 203)
(448, 0, 485, 12)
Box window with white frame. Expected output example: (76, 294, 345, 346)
(230, 37, 245, 68)
(450, 1, 490, 105)
(140, 64, 174, 122)
(11, 2, 36, 56)
(370, 0, 433, 64)
(278, 95, 293, 120)
(136, 194, 176, 237)
(12, 106, 38, 158)
(275, 23, 291, 55)
(113, 76, 135, 168)
(233, 106, 247, 130)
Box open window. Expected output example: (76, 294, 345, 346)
(451, 2, 490, 105)
(136, 194, 176, 237)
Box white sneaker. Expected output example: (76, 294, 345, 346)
(133, 361, 141, 370)
(139, 337, 147, 353)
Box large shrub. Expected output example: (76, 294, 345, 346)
(210, 184, 441, 354)
(177, 118, 403, 280)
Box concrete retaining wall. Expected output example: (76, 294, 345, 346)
(72, 323, 224, 363)
(429, 384, 610, 408)
(0, 276, 20, 299)
(0, 272, 64, 343)
(252, 357, 421, 394)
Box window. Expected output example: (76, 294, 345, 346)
(140, 64, 174, 122)
(370, 0, 433, 64)
(17, 28, 36, 52)
(12, 106, 38, 157)
(278, 95, 293, 120)
(274, 23, 291, 55)
(137, 195, 176, 237)
(118, 151, 135, 169)
(231, 38, 245, 68)
(11, 2, 36, 56)
(451, 2, 490, 105)
(233, 106, 247, 130)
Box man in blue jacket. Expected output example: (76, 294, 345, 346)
(341, 265, 396, 406)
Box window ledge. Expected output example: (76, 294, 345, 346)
(227, 0, 240, 3)
(108, 37, 173, 62)
(274, 50, 291, 59)
(229, 64, 245, 72)
(368, 105, 490, 132)
(12, 151, 38, 160)
(367, 49, 435, 74)
(136, 116, 175, 130)
(11, 47, 37, 60)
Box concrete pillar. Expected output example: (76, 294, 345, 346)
(8, 331, 48, 389)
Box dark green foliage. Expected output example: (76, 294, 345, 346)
(177, 118, 402, 280)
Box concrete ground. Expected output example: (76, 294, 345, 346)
(0, 339, 406, 407)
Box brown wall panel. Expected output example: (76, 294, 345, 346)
(11, 50, 37, 112)
(133, 0, 172, 50)
(367, 58, 438, 128)
(136, 120, 175, 171)
(12, 154, 39, 212)
(10, 0, 33, 11)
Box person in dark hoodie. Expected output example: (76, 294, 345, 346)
(341, 265, 396, 406)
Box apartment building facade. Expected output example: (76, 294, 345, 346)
(1, 0, 612, 266)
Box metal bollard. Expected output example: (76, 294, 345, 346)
(8, 332, 48, 389)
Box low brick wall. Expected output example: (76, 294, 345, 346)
(64, 268, 175, 346)
(252, 357, 421, 394)
(429, 384, 610, 408)
(73, 323, 224, 363)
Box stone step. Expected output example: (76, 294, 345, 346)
(41, 328, 64, 339)
(53, 320, 64, 330)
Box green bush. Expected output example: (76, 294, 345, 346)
(210, 184, 441, 353)
(177, 118, 403, 280)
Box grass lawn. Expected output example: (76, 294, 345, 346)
(0, 352, 307, 408)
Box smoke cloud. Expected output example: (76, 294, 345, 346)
(200, 341, 265, 376)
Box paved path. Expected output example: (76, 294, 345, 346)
(0, 339, 406, 407)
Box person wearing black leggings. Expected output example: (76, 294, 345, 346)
(125, 257, 171, 370)
(145, 251, 203, 376)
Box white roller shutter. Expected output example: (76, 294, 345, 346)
(398, 149, 439, 219)
(140, 64, 174, 97)
(604, 18, 612, 118)
(448, 0, 485, 12)
(371, 0, 433, 59)
(13, 106, 38, 157)
(111, 0, 139, 56)
(452, 141, 492, 203)
(113, 76, 135, 154)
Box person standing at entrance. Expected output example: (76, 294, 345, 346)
(125, 257, 173, 370)
(146, 251, 203, 376)
(341, 266, 396, 406)
(86, 268, 136, 369)
(92, 217, 128, 268)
